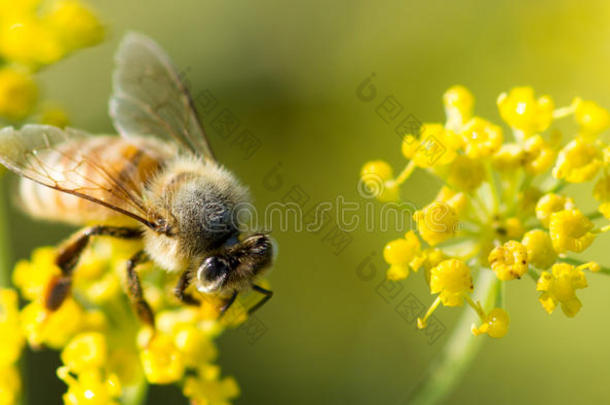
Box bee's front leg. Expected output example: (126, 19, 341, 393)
(174, 270, 201, 306)
(46, 226, 142, 311)
(126, 250, 156, 327)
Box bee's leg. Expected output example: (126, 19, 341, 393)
(247, 285, 273, 315)
(219, 291, 238, 317)
(46, 226, 142, 311)
(174, 270, 201, 306)
(126, 250, 156, 327)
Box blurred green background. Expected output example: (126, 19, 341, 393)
(9, 0, 610, 403)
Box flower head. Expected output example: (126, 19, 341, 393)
(365, 85, 610, 339)
(11, 237, 245, 404)
(0, 0, 104, 122)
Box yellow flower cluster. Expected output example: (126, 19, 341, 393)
(6, 238, 243, 404)
(362, 85, 610, 338)
(0, 0, 104, 122)
(0, 289, 24, 405)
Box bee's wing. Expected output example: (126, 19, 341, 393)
(109, 32, 215, 161)
(0, 124, 162, 228)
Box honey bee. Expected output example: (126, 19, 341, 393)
(0, 33, 274, 326)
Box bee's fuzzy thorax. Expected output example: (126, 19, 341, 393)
(143, 155, 250, 272)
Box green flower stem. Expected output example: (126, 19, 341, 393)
(406, 270, 499, 405)
(0, 176, 12, 286)
(123, 379, 148, 405)
(586, 211, 603, 221)
(0, 177, 26, 405)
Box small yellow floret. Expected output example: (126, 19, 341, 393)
(573, 98, 610, 136)
(488, 241, 528, 281)
(460, 117, 503, 158)
(429, 259, 473, 306)
(537, 262, 588, 317)
(44, 0, 105, 52)
(0, 67, 37, 121)
(414, 201, 459, 246)
(443, 85, 474, 131)
(535, 193, 574, 228)
(523, 134, 555, 175)
(183, 365, 240, 405)
(549, 209, 595, 253)
(497, 87, 554, 136)
(447, 155, 485, 191)
(492, 143, 523, 171)
(61, 332, 107, 374)
(58, 367, 121, 405)
(383, 231, 422, 280)
(471, 308, 509, 338)
(140, 334, 185, 384)
(360, 160, 399, 201)
(552, 139, 602, 183)
(402, 124, 460, 167)
(521, 230, 556, 269)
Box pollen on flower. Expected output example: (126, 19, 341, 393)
(488, 241, 528, 281)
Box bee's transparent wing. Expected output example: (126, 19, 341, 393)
(0, 124, 162, 228)
(109, 32, 215, 160)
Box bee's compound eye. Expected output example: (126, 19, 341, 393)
(196, 256, 229, 294)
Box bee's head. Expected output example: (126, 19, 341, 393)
(195, 233, 274, 294)
(196, 255, 230, 294)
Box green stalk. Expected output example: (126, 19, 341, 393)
(406, 270, 498, 405)
(0, 176, 27, 405)
(0, 175, 12, 286)
(123, 379, 148, 405)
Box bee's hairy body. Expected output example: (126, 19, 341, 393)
(0, 32, 275, 325)
(20, 136, 251, 275)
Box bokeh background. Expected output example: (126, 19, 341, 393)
(7, 0, 610, 403)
